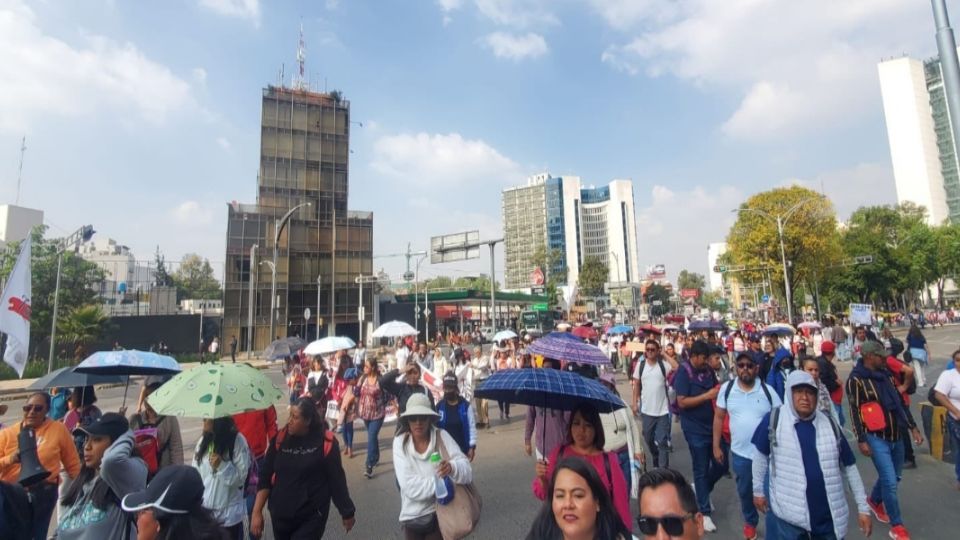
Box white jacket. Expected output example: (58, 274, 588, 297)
(193, 433, 251, 527)
(393, 427, 473, 522)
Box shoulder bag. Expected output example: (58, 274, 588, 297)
(435, 431, 482, 539)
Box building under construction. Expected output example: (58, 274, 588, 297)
(222, 83, 373, 351)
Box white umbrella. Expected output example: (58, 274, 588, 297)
(304, 336, 356, 355)
(492, 330, 518, 342)
(371, 320, 419, 338)
(797, 321, 821, 330)
(660, 324, 680, 331)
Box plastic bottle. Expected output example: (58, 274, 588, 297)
(430, 452, 448, 499)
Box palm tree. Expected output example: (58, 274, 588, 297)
(59, 305, 109, 360)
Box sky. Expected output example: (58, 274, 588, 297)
(0, 0, 945, 287)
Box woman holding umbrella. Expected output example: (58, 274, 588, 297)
(193, 417, 251, 539)
(532, 402, 632, 531)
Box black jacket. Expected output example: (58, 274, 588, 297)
(817, 355, 841, 393)
(381, 369, 436, 414)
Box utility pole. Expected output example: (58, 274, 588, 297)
(15, 137, 26, 205)
(246, 244, 258, 358)
(355, 274, 382, 346)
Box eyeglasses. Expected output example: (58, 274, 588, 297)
(22, 404, 45, 414)
(636, 514, 695, 536)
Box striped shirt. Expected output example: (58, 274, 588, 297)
(845, 370, 915, 443)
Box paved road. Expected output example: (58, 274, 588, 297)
(4, 329, 960, 539)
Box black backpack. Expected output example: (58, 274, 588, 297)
(723, 378, 774, 406)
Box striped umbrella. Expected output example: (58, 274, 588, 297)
(527, 334, 610, 366)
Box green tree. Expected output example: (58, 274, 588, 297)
(529, 242, 566, 306)
(677, 270, 706, 296)
(172, 253, 221, 300)
(644, 283, 672, 316)
(422, 276, 453, 290)
(59, 305, 110, 359)
(578, 256, 609, 297)
(154, 246, 174, 287)
(452, 275, 500, 293)
(0, 226, 106, 352)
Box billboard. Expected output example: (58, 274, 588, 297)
(430, 230, 480, 264)
(530, 267, 545, 286)
(680, 288, 700, 299)
(646, 264, 666, 279)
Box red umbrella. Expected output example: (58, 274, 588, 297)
(571, 325, 598, 340)
(637, 324, 662, 335)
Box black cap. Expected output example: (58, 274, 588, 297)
(74, 412, 128, 442)
(122, 465, 204, 515)
(442, 371, 458, 389)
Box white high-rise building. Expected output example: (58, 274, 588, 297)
(0, 204, 43, 248)
(707, 242, 727, 292)
(878, 54, 959, 225)
(502, 174, 639, 292)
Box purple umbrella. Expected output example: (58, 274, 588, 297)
(527, 334, 610, 366)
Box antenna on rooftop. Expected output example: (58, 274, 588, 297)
(295, 22, 306, 90)
(15, 136, 26, 205)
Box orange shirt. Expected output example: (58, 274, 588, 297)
(0, 418, 81, 484)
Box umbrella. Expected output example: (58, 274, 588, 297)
(660, 324, 680, 331)
(27, 366, 126, 391)
(474, 368, 624, 413)
(371, 320, 419, 339)
(284, 336, 307, 351)
(688, 319, 725, 332)
(74, 350, 181, 407)
(146, 362, 284, 419)
(527, 334, 610, 366)
(797, 321, 821, 330)
(637, 324, 662, 335)
(607, 325, 633, 335)
(762, 323, 796, 337)
(492, 330, 518, 342)
(304, 336, 356, 356)
(264, 339, 300, 360)
(571, 325, 598, 340)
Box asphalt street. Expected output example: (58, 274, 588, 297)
(4, 327, 960, 539)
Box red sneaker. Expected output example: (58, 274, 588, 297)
(889, 525, 911, 540)
(743, 524, 757, 540)
(868, 498, 890, 524)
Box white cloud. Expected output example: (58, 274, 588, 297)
(474, 0, 558, 28)
(481, 32, 548, 60)
(782, 162, 898, 221)
(371, 132, 524, 187)
(216, 136, 231, 150)
(191, 67, 208, 87)
(171, 200, 214, 227)
(0, 0, 194, 132)
(198, 0, 260, 25)
(599, 0, 930, 140)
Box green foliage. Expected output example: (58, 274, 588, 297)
(0, 226, 106, 350)
(452, 275, 500, 293)
(154, 246, 174, 287)
(644, 283, 672, 315)
(677, 270, 706, 295)
(422, 276, 453, 289)
(59, 305, 110, 346)
(529, 243, 566, 305)
(578, 256, 609, 297)
(172, 253, 221, 300)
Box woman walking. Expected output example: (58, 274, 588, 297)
(357, 356, 388, 478)
(128, 381, 184, 479)
(906, 325, 929, 387)
(337, 367, 360, 458)
(251, 398, 355, 539)
(393, 393, 473, 540)
(194, 416, 251, 539)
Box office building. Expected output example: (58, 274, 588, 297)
(502, 174, 639, 293)
(878, 54, 960, 224)
(78, 238, 154, 316)
(0, 204, 43, 248)
(222, 83, 373, 350)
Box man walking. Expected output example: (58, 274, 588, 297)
(752, 371, 872, 540)
(636, 468, 706, 540)
(229, 335, 238, 363)
(847, 340, 924, 540)
(674, 340, 723, 532)
(714, 352, 780, 540)
(632, 339, 675, 468)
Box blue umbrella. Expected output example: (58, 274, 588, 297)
(607, 325, 634, 335)
(28, 366, 126, 390)
(761, 323, 796, 337)
(474, 368, 624, 413)
(688, 319, 725, 332)
(544, 331, 585, 341)
(527, 334, 610, 366)
(74, 350, 181, 376)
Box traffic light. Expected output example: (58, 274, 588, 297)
(81, 225, 95, 242)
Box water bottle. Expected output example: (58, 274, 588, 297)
(430, 452, 448, 499)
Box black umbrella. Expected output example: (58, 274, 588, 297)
(27, 367, 126, 391)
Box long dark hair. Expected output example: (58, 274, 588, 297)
(62, 436, 139, 510)
(281, 398, 325, 444)
(907, 325, 923, 341)
(156, 505, 230, 540)
(568, 402, 605, 450)
(524, 457, 630, 540)
(195, 417, 239, 464)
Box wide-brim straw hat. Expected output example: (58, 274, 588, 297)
(399, 393, 439, 418)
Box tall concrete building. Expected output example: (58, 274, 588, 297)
(878, 54, 960, 224)
(222, 84, 373, 350)
(502, 173, 639, 292)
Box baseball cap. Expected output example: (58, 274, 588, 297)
(74, 412, 129, 442)
(861, 340, 886, 358)
(122, 465, 204, 515)
(442, 372, 458, 389)
(820, 341, 836, 354)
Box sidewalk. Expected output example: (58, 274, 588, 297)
(0, 356, 279, 402)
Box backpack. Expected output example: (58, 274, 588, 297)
(639, 358, 671, 408)
(722, 378, 774, 406)
(667, 362, 696, 416)
(133, 425, 165, 479)
(897, 351, 917, 396)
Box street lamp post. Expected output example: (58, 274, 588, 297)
(735, 198, 817, 323)
(48, 225, 95, 374)
(610, 251, 622, 321)
(270, 202, 312, 341)
(316, 274, 322, 339)
(246, 244, 258, 358)
(355, 274, 382, 346)
(414, 253, 427, 338)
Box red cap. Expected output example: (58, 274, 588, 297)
(821, 341, 836, 353)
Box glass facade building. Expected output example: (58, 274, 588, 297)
(924, 58, 960, 221)
(222, 86, 373, 350)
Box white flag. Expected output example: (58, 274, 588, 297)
(0, 238, 32, 377)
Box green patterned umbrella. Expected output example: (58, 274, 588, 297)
(146, 363, 283, 419)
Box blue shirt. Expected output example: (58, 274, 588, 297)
(673, 363, 717, 439)
(753, 412, 856, 535)
(717, 380, 781, 459)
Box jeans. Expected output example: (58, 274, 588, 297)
(834, 403, 845, 427)
(949, 416, 960, 482)
(616, 448, 632, 491)
(497, 401, 510, 418)
(364, 417, 385, 469)
(772, 513, 838, 540)
(28, 481, 58, 540)
(866, 434, 905, 526)
(685, 433, 726, 515)
(343, 419, 354, 451)
(641, 413, 671, 468)
(731, 453, 759, 526)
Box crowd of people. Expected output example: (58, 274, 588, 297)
(1, 315, 959, 539)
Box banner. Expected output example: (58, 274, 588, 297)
(849, 303, 873, 326)
(0, 238, 31, 377)
(680, 288, 700, 299)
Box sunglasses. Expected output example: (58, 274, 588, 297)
(636, 513, 695, 536)
(22, 404, 45, 413)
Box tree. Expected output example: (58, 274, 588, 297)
(578, 257, 609, 297)
(530, 242, 566, 306)
(677, 270, 706, 296)
(172, 253, 221, 300)
(0, 226, 106, 353)
(59, 305, 110, 359)
(422, 276, 453, 290)
(644, 283, 672, 316)
(154, 246, 174, 287)
(452, 275, 500, 293)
